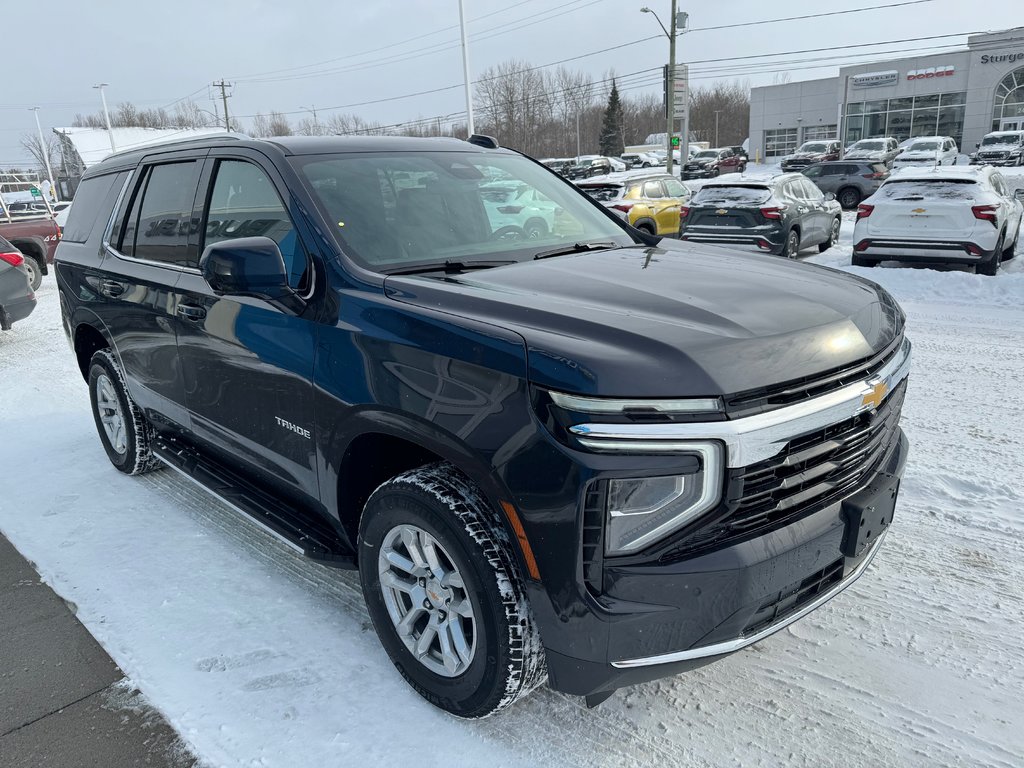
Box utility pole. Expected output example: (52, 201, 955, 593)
(458, 0, 475, 136)
(302, 105, 320, 134)
(576, 111, 581, 158)
(714, 110, 722, 147)
(642, 4, 683, 175)
(213, 80, 232, 130)
(93, 83, 116, 153)
(29, 107, 58, 202)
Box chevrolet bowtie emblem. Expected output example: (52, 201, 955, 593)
(911, 208, 926, 213)
(716, 209, 728, 215)
(862, 380, 889, 410)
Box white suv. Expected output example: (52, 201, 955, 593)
(852, 166, 1023, 275)
(892, 136, 959, 168)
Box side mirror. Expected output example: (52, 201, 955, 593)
(1014, 189, 1024, 202)
(975, 143, 980, 149)
(200, 236, 294, 302)
(825, 192, 836, 201)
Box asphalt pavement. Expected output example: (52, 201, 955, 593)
(0, 533, 198, 767)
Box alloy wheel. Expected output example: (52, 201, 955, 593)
(377, 524, 477, 677)
(95, 373, 127, 455)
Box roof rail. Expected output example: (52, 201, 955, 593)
(103, 132, 247, 162)
(467, 134, 499, 149)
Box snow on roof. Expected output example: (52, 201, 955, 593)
(55, 126, 230, 168)
(887, 165, 987, 181)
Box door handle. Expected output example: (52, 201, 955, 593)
(99, 279, 128, 298)
(176, 304, 207, 321)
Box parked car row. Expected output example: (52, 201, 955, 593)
(682, 147, 747, 179)
(577, 173, 691, 237)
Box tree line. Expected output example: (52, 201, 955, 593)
(11, 62, 750, 176)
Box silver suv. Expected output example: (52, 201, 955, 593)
(802, 161, 890, 209)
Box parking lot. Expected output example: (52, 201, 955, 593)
(1, 214, 1021, 766)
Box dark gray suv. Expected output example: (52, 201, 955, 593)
(802, 161, 890, 209)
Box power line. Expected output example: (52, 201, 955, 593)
(689, 0, 938, 32)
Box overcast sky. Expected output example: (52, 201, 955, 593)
(1, 0, 1017, 169)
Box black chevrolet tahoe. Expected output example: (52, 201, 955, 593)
(55, 134, 911, 718)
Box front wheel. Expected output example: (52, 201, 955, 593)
(358, 463, 546, 718)
(818, 217, 841, 253)
(837, 188, 861, 209)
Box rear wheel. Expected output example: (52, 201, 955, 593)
(818, 217, 841, 253)
(1002, 232, 1017, 261)
(978, 235, 1003, 276)
(783, 229, 800, 258)
(358, 463, 546, 718)
(87, 349, 161, 475)
(837, 187, 861, 209)
(21, 256, 42, 291)
(523, 218, 548, 240)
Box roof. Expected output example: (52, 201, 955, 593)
(700, 172, 794, 186)
(887, 166, 988, 182)
(55, 126, 232, 167)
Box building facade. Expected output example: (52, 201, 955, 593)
(749, 28, 1024, 159)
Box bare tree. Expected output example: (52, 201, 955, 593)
(688, 81, 750, 146)
(474, 59, 552, 156)
(19, 133, 61, 178)
(266, 111, 293, 136)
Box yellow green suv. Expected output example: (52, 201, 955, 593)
(577, 175, 691, 237)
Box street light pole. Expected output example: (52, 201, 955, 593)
(29, 107, 58, 202)
(93, 83, 116, 154)
(458, 0, 475, 136)
(642, 3, 680, 175)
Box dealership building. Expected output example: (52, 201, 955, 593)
(748, 27, 1024, 159)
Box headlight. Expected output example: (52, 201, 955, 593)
(604, 442, 722, 555)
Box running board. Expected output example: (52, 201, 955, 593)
(152, 436, 356, 569)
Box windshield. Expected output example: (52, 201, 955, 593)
(906, 141, 940, 151)
(294, 150, 633, 272)
(878, 179, 978, 201)
(981, 133, 1023, 146)
(693, 185, 771, 205)
(694, 151, 718, 160)
(798, 143, 829, 153)
(853, 141, 885, 151)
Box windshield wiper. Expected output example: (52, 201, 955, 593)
(384, 259, 514, 276)
(532, 241, 619, 260)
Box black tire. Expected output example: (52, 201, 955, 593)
(523, 218, 548, 240)
(634, 221, 656, 236)
(851, 253, 876, 267)
(490, 225, 525, 242)
(783, 229, 800, 258)
(1002, 232, 1018, 261)
(978, 235, 1003, 276)
(711, 167, 720, 177)
(358, 462, 546, 718)
(22, 255, 42, 292)
(87, 349, 161, 475)
(837, 187, 861, 209)
(818, 217, 841, 253)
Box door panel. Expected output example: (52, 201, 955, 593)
(174, 154, 320, 500)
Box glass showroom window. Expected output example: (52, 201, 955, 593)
(992, 67, 1024, 130)
(802, 124, 838, 141)
(765, 128, 798, 156)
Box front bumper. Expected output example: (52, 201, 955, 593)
(544, 428, 908, 696)
(971, 155, 1020, 166)
(533, 337, 912, 697)
(682, 166, 717, 179)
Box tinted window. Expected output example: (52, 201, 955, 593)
(878, 179, 978, 200)
(61, 172, 121, 243)
(803, 166, 823, 178)
(205, 160, 308, 290)
(799, 178, 824, 200)
(122, 162, 200, 266)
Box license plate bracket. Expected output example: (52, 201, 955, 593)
(840, 477, 900, 558)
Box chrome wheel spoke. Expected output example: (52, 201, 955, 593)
(436, 619, 460, 674)
(380, 570, 416, 596)
(400, 528, 431, 576)
(382, 548, 418, 578)
(445, 617, 473, 668)
(450, 597, 473, 617)
(415, 619, 438, 657)
(441, 570, 464, 590)
(397, 604, 427, 639)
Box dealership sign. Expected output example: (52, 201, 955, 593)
(981, 52, 1024, 64)
(851, 71, 898, 88)
(907, 65, 955, 80)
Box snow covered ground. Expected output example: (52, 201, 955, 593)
(1, 212, 1023, 767)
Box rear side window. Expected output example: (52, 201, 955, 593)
(642, 181, 665, 198)
(203, 160, 309, 291)
(581, 185, 623, 202)
(61, 172, 122, 243)
(120, 161, 200, 266)
(663, 179, 688, 198)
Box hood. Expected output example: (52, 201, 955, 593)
(980, 143, 1021, 152)
(384, 244, 903, 398)
(894, 150, 938, 161)
(785, 152, 826, 161)
(846, 149, 883, 159)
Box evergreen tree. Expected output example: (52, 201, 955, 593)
(599, 80, 625, 158)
